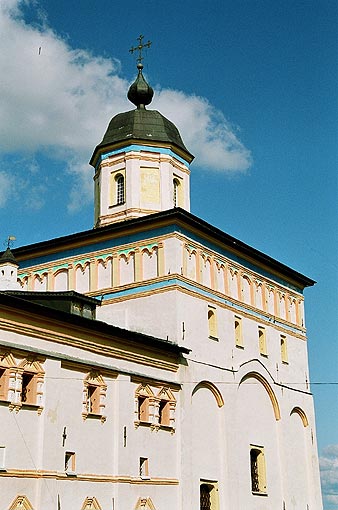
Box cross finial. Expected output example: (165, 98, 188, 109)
(129, 34, 152, 65)
(6, 236, 16, 249)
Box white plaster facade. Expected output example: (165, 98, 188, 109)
(0, 67, 323, 509)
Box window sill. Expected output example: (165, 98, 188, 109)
(282, 360, 289, 365)
(65, 471, 77, 477)
(208, 335, 219, 341)
(21, 403, 41, 410)
(82, 412, 106, 423)
(135, 420, 151, 427)
(252, 491, 268, 497)
(260, 353, 268, 358)
(235, 344, 244, 349)
(109, 202, 125, 209)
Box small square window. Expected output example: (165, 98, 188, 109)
(139, 457, 149, 479)
(65, 451, 76, 474)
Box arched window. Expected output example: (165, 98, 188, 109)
(173, 178, 180, 207)
(116, 174, 125, 205)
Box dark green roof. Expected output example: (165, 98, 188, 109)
(0, 247, 18, 266)
(90, 108, 193, 165)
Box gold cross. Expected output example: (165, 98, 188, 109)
(129, 34, 152, 64)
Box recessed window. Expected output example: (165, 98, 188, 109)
(158, 399, 170, 426)
(138, 395, 149, 422)
(86, 384, 100, 414)
(250, 446, 267, 494)
(0, 446, 6, 470)
(83, 371, 107, 421)
(65, 451, 76, 474)
(139, 457, 149, 478)
(116, 174, 125, 205)
(200, 481, 219, 510)
(258, 327, 267, 356)
(208, 307, 218, 339)
(235, 316, 243, 347)
(281, 335, 288, 363)
(21, 372, 37, 405)
(173, 178, 180, 207)
(0, 368, 8, 401)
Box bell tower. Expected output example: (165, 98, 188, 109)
(90, 41, 194, 228)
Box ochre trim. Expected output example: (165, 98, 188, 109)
(101, 279, 307, 340)
(0, 469, 179, 484)
(290, 406, 309, 427)
(8, 495, 34, 510)
(192, 381, 224, 408)
(0, 314, 179, 373)
(239, 372, 281, 421)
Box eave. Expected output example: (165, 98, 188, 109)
(12, 208, 315, 290)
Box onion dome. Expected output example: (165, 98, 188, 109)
(90, 64, 194, 166)
(127, 63, 154, 109)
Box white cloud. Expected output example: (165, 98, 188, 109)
(154, 90, 252, 172)
(0, 171, 15, 207)
(0, 0, 252, 212)
(320, 445, 338, 509)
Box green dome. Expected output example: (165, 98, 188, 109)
(98, 108, 190, 153)
(90, 64, 194, 166)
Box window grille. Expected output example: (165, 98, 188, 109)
(200, 484, 211, 510)
(116, 175, 125, 204)
(250, 449, 260, 492)
(173, 179, 179, 207)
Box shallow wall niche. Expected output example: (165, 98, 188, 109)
(119, 252, 135, 286)
(236, 372, 281, 507)
(191, 382, 223, 480)
(242, 275, 251, 305)
(255, 282, 263, 309)
(97, 258, 112, 289)
(54, 269, 68, 291)
(215, 264, 226, 294)
(201, 256, 212, 288)
(186, 249, 197, 280)
(229, 269, 238, 300)
(76, 264, 90, 293)
(284, 407, 310, 508)
(142, 247, 158, 280)
(34, 273, 47, 291)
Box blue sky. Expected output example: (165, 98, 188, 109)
(0, 1, 337, 506)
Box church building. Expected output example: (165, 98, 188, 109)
(0, 58, 323, 510)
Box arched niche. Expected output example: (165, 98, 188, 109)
(290, 406, 309, 427)
(192, 380, 224, 408)
(239, 372, 280, 421)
